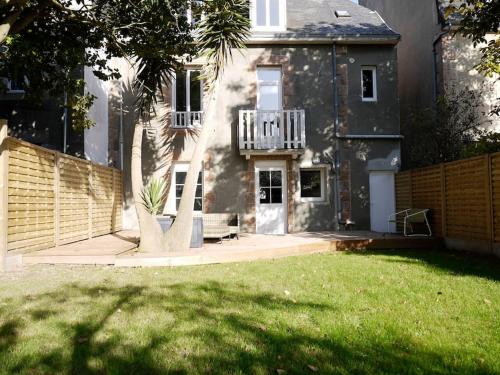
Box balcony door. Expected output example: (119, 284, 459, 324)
(172, 69, 203, 128)
(256, 68, 282, 149)
(255, 160, 287, 235)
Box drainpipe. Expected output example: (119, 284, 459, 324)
(63, 90, 68, 153)
(332, 44, 342, 229)
(432, 23, 451, 105)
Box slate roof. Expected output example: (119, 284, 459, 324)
(254, 0, 400, 41)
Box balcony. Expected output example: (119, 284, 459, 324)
(171, 111, 203, 129)
(238, 109, 306, 158)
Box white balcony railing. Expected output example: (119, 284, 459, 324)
(171, 111, 203, 129)
(239, 110, 306, 151)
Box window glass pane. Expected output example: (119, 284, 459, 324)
(259, 86, 280, 110)
(259, 171, 270, 187)
(271, 187, 282, 203)
(174, 170, 202, 210)
(271, 171, 282, 187)
(194, 198, 203, 211)
(176, 171, 187, 185)
(260, 187, 271, 204)
(191, 1, 203, 25)
(269, 0, 280, 26)
(256, 0, 266, 26)
(176, 72, 187, 111)
(175, 185, 184, 199)
(362, 69, 374, 99)
(300, 170, 322, 198)
(257, 69, 281, 82)
(190, 71, 201, 111)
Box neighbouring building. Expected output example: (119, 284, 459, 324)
(115, 0, 402, 234)
(360, 0, 500, 165)
(0, 68, 121, 167)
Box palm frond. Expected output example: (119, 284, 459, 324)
(140, 178, 168, 215)
(195, 0, 251, 84)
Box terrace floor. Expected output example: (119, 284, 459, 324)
(14, 230, 438, 268)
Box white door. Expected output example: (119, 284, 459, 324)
(257, 68, 282, 149)
(256, 161, 287, 234)
(369, 171, 396, 233)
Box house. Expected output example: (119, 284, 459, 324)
(116, 0, 402, 234)
(360, 0, 500, 159)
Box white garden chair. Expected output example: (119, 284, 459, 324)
(388, 209, 432, 237)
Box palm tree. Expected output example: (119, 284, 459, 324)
(131, 0, 251, 252)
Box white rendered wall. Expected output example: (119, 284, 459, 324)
(84, 66, 109, 165)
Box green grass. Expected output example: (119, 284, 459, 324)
(0, 249, 499, 374)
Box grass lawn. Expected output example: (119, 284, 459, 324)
(0, 249, 499, 374)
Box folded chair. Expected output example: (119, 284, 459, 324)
(388, 209, 432, 237)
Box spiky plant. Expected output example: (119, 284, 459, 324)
(140, 178, 167, 216)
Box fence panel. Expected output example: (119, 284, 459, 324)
(92, 164, 115, 237)
(411, 166, 443, 237)
(112, 170, 123, 232)
(395, 153, 500, 252)
(58, 154, 91, 245)
(3, 136, 123, 254)
(7, 139, 56, 252)
(491, 154, 500, 242)
(444, 157, 489, 241)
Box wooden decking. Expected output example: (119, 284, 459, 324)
(16, 230, 438, 268)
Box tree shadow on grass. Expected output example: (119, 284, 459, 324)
(0, 279, 497, 374)
(345, 248, 500, 282)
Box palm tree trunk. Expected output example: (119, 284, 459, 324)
(131, 119, 166, 252)
(163, 80, 219, 252)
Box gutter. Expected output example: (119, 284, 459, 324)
(432, 23, 452, 104)
(246, 34, 400, 46)
(336, 133, 403, 140)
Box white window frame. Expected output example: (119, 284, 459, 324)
(299, 167, 327, 202)
(361, 66, 377, 102)
(256, 67, 283, 110)
(171, 69, 204, 113)
(1, 77, 25, 94)
(250, 0, 287, 32)
(187, 0, 203, 26)
(167, 163, 204, 214)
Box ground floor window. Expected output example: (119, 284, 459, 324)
(299, 168, 326, 202)
(170, 163, 203, 213)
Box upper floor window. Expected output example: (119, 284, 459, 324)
(172, 69, 203, 128)
(187, 0, 203, 27)
(251, 0, 286, 31)
(1, 77, 25, 93)
(361, 66, 377, 102)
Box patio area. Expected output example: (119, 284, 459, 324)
(15, 230, 438, 268)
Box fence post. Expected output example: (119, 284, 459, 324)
(88, 163, 93, 239)
(0, 120, 8, 271)
(485, 154, 494, 252)
(54, 152, 60, 246)
(440, 163, 447, 238)
(409, 170, 413, 208)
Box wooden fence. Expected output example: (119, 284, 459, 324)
(395, 153, 500, 254)
(0, 121, 122, 257)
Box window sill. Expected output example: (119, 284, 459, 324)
(300, 198, 328, 204)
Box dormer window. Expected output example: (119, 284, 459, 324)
(251, 0, 286, 31)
